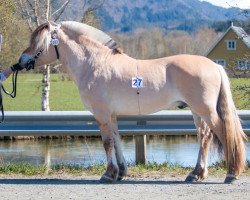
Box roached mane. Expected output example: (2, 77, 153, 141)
(30, 21, 123, 54)
(61, 21, 123, 54)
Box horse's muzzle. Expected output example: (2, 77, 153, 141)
(19, 54, 35, 71)
(25, 59, 35, 70)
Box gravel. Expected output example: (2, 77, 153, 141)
(0, 174, 249, 200)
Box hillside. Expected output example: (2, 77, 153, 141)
(60, 0, 249, 32)
(98, 0, 248, 32)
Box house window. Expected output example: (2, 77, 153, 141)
(237, 59, 250, 70)
(227, 40, 236, 50)
(214, 59, 226, 67)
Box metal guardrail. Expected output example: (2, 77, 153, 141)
(0, 110, 249, 136)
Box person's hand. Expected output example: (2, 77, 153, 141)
(11, 63, 24, 71)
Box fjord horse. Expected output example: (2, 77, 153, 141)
(18, 21, 247, 183)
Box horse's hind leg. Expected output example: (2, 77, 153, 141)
(111, 116, 127, 180)
(192, 108, 239, 183)
(200, 112, 238, 183)
(185, 112, 213, 182)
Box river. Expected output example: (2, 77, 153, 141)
(0, 136, 249, 167)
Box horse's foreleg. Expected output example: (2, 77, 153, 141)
(98, 121, 119, 183)
(185, 113, 213, 182)
(112, 116, 127, 180)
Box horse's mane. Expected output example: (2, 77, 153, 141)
(30, 23, 51, 51)
(61, 21, 122, 54)
(30, 21, 122, 54)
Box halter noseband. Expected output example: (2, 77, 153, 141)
(23, 25, 61, 71)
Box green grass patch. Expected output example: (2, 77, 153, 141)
(0, 161, 249, 177)
(2, 74, 250, 111)
(51, 163, 106, 176)
(3, 73, 83, 111)
(231, 78, 250, 109)
(128, 162, 192, 176)
(0, 162, 46, 176)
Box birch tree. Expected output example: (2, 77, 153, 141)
(16, 0, 71, 111)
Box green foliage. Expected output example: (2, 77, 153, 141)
(0, 1, 30, 68)
(0, 1, 15, 33)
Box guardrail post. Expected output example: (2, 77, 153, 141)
(135, 135, 147, 164)
(45, 147, 51, 173)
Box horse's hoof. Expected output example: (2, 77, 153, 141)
(100, 174, 115, 183)
(185, 174, 199, 182)
(117, 164, 127, 181)
(117, 175, 125, 181)
(224, 175, 238, 184)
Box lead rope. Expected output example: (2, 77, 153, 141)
(0, 70, 19, 122)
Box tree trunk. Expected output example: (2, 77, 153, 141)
(41, 65, 50, 111)
(41, 0, 51, 111)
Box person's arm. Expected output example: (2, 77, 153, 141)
(0, 63, 23, 82)
(2, 67, 13, 79)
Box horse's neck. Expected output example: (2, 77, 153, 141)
(58, 32, 109, 85)
(58, 39, 83, 84)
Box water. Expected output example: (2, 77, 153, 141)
(0, 136, 249, 167)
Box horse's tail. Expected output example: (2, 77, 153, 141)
(216, 65, 247, 175)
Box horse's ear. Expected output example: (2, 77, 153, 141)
(45, 21, 52, 31)
(47, 21, 60, 31)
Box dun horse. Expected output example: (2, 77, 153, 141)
(19, 21, 247, 183)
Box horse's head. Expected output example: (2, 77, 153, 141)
(19, 21, 61, 70)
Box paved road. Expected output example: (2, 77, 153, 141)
(0, 175, 249, 200)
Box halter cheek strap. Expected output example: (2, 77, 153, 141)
(51, 25, 61, 60)
(54, 45, 59, 59)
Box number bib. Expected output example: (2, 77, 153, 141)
(132, 76, 143, 88)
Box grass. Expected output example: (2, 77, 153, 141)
(2, 73, 250, 111)
(0, 162, 47, 176)
(0, 161, 249, 177)
(231, 78, 250, 110)
(3, 73, 83, 111)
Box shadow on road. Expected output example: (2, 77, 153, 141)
(0, 178, 225, 185)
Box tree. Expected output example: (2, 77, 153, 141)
(0, 1, 30, 68)
(81, 0, 105, 29)
(15, 0, 71, 111)
(111, 26, 220, 59)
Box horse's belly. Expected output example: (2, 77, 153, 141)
(112, 87, 179, 115)
(139, 90, 180, 114)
